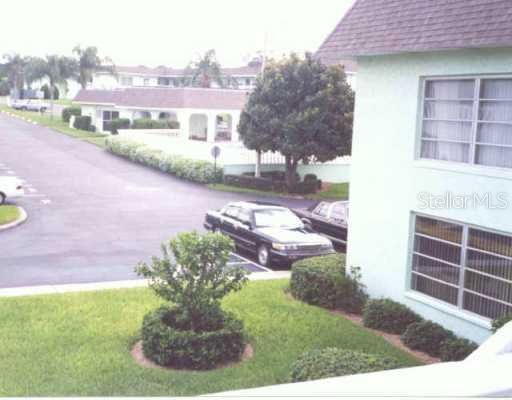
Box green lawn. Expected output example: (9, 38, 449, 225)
(0, 106, 108, 148)
(54, 98, 73, 106)
(0, 205, 20, 225)
(208, 182, 349, 201)
(0, 280, 418, 396)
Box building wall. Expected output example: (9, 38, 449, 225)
(347, 48, 512, 343)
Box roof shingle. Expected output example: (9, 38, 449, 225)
(317, 0, 512, 63)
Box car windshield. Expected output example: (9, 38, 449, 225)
(253, 208, 303, 229)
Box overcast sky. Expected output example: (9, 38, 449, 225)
(1, 0, 353, 68)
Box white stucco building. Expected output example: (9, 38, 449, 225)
(317, 0, 512, 344)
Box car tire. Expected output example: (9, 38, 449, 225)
(0, 193, 5, 205)
(257, 244, 270, 267)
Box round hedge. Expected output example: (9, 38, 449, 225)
(290, 254, 367, 313)
(401, 320, 453, 357)
(362, 299, 422, 334)
(290, 348, 400, 382)
(439, 337, 478, 361)
(141, 306, 246, 370)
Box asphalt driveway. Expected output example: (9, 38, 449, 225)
(0, 113, 313, 288)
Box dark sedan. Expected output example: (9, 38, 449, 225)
(204, 201, 335, 268)
(293, 201, 348, 251)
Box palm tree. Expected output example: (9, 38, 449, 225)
(35, 55, 78, 117)
(1, 53, 28, 96)
(185, 49, 226, 88)
(73, 45, 114, 89)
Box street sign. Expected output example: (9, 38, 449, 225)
(211, 145, 221, 159)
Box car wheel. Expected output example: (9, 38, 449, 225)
(0, 193, 5, 205)
(257, 244, 270, 267)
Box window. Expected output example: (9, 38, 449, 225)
(410, 214, 512, 319)
(253, 208, 302, 229)
(420, 77, 512, 169)
(158, 77, 170, 86)
(222, 206, 240, 219)
(143, 78, 150, 86)
(313, 202, 331, 218)
(331, 202, 349, 221)
(102, 111, 119, 120)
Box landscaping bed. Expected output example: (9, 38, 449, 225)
(0, 205, 20, 226)
(0, 280, 418, 396)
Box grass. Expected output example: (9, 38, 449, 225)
(0, 205, 20, 225)
(54, 98, 73, 106)
(208, 182, 350, 201)
(0, 280, 419, 396)
(0, 106, 108, 148)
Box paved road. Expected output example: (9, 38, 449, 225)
(0, 114, 313, 288)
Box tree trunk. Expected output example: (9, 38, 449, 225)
(284, 155, 299, 191)
(49, 84, 54, 120)
(255, 150, 262, 178)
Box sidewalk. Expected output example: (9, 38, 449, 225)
(0, 270, 291, 298)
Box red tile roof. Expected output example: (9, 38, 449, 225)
(73, 87, 248, 110)
(317, 0, 512, 63)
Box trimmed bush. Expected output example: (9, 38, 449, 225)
(109, 118, 131, 134)
(62, 106, 81, 123)
(105, 137, 222, 184)
(290, 348, 400, 383)
(289, 180, 318, 194)
(362, 299, 422, 334)
(439, 337, 478, 361)
(141, 305, 246, 370)
(73, 115, 92, 131)
(132, 118, 179, 129)
(290, 254, 367, 313)
(224, 174, 274, 191)
(401, 321, 453, 357)
(492, 313, 512, 333)
(304, 173, 322, 190)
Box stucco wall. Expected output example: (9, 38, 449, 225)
(347, 48, 512, 343)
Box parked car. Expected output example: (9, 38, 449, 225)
(293, 201, 348, 251)
(11, 99, 48, 112)
(204, 201, 335, 267)
(0, 177, 24, 204)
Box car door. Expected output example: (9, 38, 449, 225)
(233, 208, 256, 252)
(328, 202, 349, 247)
(220, 205, 241, 240)
(310, 202, 332, 233)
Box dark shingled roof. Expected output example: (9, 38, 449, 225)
(317, 0, 512, 63)
(73, 87, 248, 110)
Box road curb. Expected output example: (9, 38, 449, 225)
(0, 272, 291, 298)
(0, 206, 28, 232)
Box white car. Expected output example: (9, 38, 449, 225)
(0, 176, 24, 204)
(11, 99, 48, 112)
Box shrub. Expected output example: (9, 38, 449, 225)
(289, 180, 318, 194)
(304, 173, 323, 190)
(290, 348, 400, 383)
(362, 299, 422, 334)
(62, 106, 81, 123)
(290, 254, 367, 313)
(73, 115, 92, 131)
(109, 118, 131, 134)
(492, 313, 512, 333)
(224, 174, 274, 191)
(132, 118, 179, 129)
(136, 232, 249, 369)
(401, 321, 454, 357)
(439, 337, 478, 361)
(105, 137, 223, 183)
(142, 305, 245, 370)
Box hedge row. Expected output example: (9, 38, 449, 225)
(361, 298, 479, 361)
(73, 115, 94, 131)
(225, 172, 320, 194)
(132, 118, 180, 130)
(105, 137, 223, 184)
(290, 254, 368, 313)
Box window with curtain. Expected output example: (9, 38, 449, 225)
(420, 77, 512, 169)
(410, 214, 512, 319)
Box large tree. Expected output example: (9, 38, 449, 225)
(73, 45, 114, 89)
(1, 53, 28, 94)
(238, 53, 354, 189)
(183, 49, 237, 88)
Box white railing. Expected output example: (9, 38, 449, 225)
(212, 322, 512, 397)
